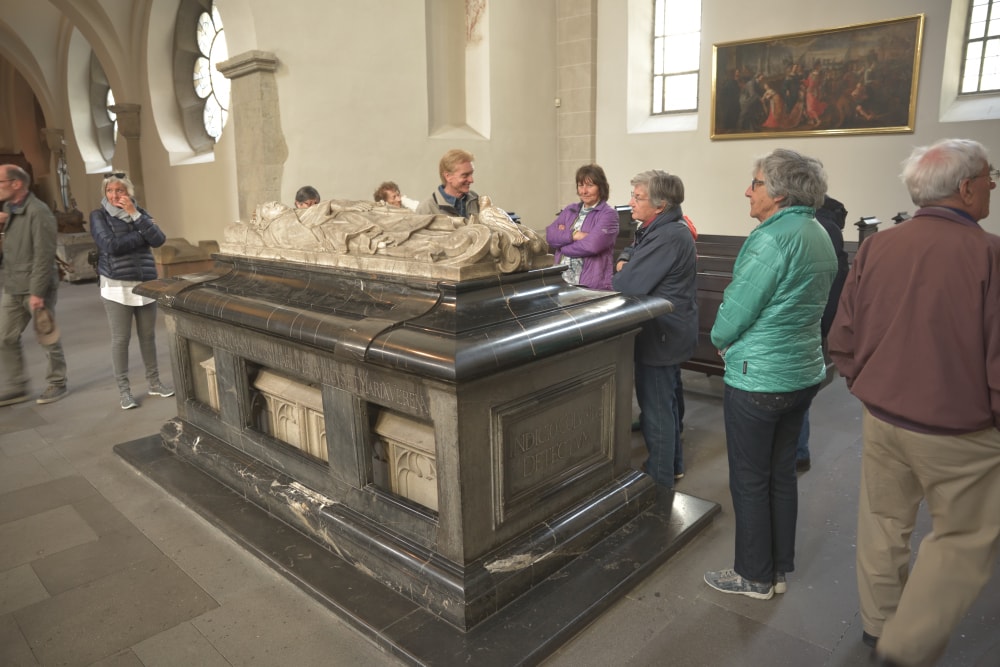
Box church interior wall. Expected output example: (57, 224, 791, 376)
(596, 0, 1000, 240)
(0, 0, 998, 246)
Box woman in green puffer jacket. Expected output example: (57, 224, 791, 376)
(703, 148, 838, 601)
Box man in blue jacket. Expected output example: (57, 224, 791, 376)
(612, 170, 698, 489)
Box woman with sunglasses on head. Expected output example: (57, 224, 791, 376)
(89, 172, 173, 410)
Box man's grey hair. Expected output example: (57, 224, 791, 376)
(900, 138, 990, 207)
(3, 165, 31, 188)
(630, 170, 685, 210)
(753, 149, 827, 209)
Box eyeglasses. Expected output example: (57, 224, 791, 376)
(982, 167, 999, 183)
(103, 172, 126, 180)
(750, 179, 766, 191)
(629, 192, 648, 202)
(0, 179, 16, 184)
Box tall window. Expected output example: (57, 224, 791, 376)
(961, 0, 1000, 93)
(652, 0, 701, 114)
(106, 89, 118, 142)
(192, 3, 230, 141)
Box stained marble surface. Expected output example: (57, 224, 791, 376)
(136, 257, 671, 381)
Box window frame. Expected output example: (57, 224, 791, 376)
(959, 0, 1000, 95)
(650, 0, 701, 116)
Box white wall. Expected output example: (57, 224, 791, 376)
(36, 0, 560, 245)
(5, 0, 998, 246)
(251, 0, 558, 232)
(596, 0, 1000, 240)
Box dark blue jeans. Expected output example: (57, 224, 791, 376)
(635, 362, 681, 488)
(796, 408, 811, 460)
(724, 383, 819, 583)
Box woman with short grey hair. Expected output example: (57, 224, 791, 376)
(90, 172, 173, 410)
(752, 148, 827, 210)
(630, 170, 685, 211)
(704, 148, 838, 600)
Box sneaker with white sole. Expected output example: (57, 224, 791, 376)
(704, 568, 774, 600)
(36, 385, 68, 404)
(148, 382, 175, 397)
(121, 391, 139, 410)
(774, 572, 787, 594)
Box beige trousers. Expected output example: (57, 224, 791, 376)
(857, 407, 1000, 667)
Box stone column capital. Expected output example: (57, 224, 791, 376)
(217, 50, 279, 79)
(108, 103, 142, 139)
(40, 128, 65, 152)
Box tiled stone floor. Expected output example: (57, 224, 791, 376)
(1, 276, 998, 666)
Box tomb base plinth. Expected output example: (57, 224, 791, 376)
(125, 253, 719, 632)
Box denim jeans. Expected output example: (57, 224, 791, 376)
(724, 383, 819, 583)
(635, 362, 681, 488)
(796, 409, 811, 460)
(101, 298, 160, 394)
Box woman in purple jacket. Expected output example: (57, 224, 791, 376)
(545, 164, 619, 290)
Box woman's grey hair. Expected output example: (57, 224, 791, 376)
(754, 149, 827, 209)
(900, 138, 989, 206)
(630, 170, 684, 209)
(102, 173, 135, 198)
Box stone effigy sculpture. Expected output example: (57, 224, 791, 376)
(221, 195, 550, 279)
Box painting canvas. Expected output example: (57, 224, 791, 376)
(711, 15, 924, 139)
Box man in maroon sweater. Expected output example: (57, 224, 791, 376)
(829, 139, 1000, 667)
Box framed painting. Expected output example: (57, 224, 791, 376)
(711, 15, 924, 139)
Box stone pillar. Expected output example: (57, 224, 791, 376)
(39, 128, 65, 210)
(555, 0, 598, 202)
(108, 103, 145, 206)
(216, 50, 288, 222)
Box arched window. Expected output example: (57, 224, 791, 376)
(193, 4, 230, 140)
(89, 53, 115, 161)
(106, 89, 118, 143)
(174, 0, 231, 152)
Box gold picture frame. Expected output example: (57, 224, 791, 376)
(711, 15, 924, 140)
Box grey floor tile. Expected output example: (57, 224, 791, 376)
(0, 564, 49, 615)
(0, 406, 46, 437)
(629, 599, 829, 667)
(88, 649, 145, 667)
(192, 583, 399, 667)
(14, 554, 218, 666)
(0, 612, 39, 666)
(29, 446, 77, 481)
(31, 525, 165, 596)
(0, 429, 48, 457)
(0, 506, 98, 572)
(0, 475, 97, 525)
(544, 592, 683, 666)
(0, 452, 57, 497)
(132, 621, 233, 667)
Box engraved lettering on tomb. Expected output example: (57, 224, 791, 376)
(508, 402, 605, 486)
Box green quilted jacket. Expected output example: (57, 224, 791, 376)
(711, 205, 838, 393)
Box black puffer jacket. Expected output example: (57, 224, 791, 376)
(89, 204, 166, 281)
